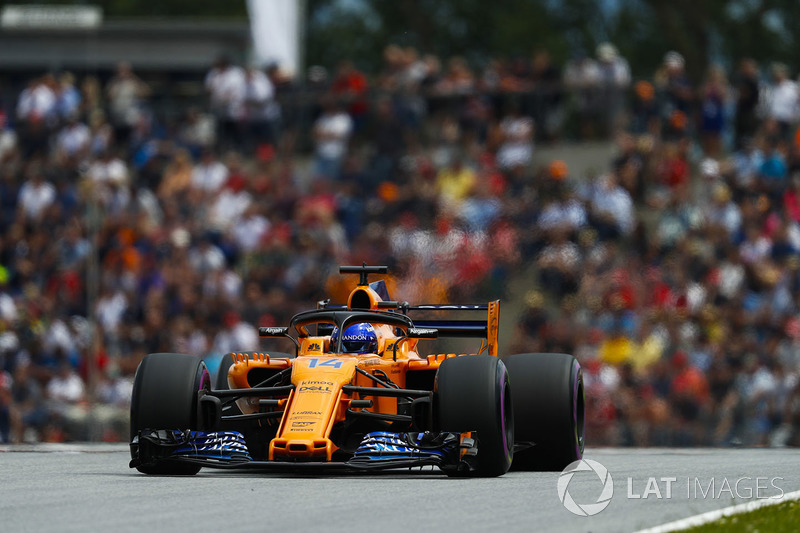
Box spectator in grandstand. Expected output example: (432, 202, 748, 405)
(86, 149, 129, 213)
(243, 63, 280, 150)
(763, 62, 799, 140)
(563, 51, 601, 139)
(0, 106, 16, 162)
(54, 113, 90, 162)
(435, 56, 476, 95)
(16, 161, 56, 222)
(537, 227, 582, 298)
(208, 161, 253, 232)
(46, 361, 87, 440)
(595, 42, 631, 136)
(698, 65, 732, 158)
(205, 55, 247, 149)
(87, 109, 114, 157)
(106, 61, 151, 150)
(459, 178, 502, 233)
(190, 148, 229, 197)
(158, 148, 194, 201)
(16, 74, 57, 157)
(435, 152, 477, 211)
(55, 72, 81, 122)
(587, 170, 635, 240)
(656, 51, 693, 139)
(331, 59, 369, 132)
(729, 136, 764, 192)
(494, 100, 535, 171)
(188, 234, 226, 274)
(536, 160, 587, 237)
(734, 58, 762, 149)
(79, 75, 104, 124)
(706, 183, 742, 238)
(9, 362, 47, 443)
(179, 107, 217, 157)
(376, 44, 406, 92)
(528, 49, 563, 142)
(630, 80, 659, 135)
(312, 93, 353, 180)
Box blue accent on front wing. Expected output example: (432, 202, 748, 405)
(351, 432, 457, 463)
(168, 430, 252, 462)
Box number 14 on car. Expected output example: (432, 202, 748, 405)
(306, 358, 344, 369)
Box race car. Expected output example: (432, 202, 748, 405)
(129, 265, 584, 476)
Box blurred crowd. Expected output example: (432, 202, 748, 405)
(1, 42, 800, 448)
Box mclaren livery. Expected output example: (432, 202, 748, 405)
(130, 265, 585, 476)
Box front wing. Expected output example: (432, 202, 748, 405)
(130, 430, 478, 473)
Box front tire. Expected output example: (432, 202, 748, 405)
(505, 353, 584, 471)
(436, 355, 513, 477)
(130, 353, 210, 475)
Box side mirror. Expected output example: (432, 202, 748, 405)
(258, 326, 299, 357)
(391, 327, 438, 362)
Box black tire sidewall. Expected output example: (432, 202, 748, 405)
(435, 355, 513, 477)
(130, 353, 209, 474)
(505, 353, 584, 471)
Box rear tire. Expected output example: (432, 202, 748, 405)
(130, 353, 210, 475)
(505, 353, 584, 471)
(436, 355, 513, 477)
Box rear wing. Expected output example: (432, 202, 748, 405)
(323, 267, 501, 356)
(402, 301, 500, 357)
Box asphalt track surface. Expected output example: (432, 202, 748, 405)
(1, 445, 799, 532)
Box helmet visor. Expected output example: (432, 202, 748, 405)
(342, 339, 377, 353)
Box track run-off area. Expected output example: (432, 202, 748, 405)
(1, 445, 798, 532)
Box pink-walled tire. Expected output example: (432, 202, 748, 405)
(435, 355, 514, 477)
(505, 353, 584, 471)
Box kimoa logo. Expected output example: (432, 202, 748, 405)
(557, 459, 614, 517)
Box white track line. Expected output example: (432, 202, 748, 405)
(635, 489, 800, 533)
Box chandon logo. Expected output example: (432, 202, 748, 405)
(343, 333, 371, 341)
(557, 459, 614, 516)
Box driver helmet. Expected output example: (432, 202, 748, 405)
(330, 323, 378, 354)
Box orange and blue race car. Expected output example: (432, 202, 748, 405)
(129, 265, 584, 476)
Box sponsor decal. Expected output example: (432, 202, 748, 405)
(290, 412, 322, 420)
(343, 333, 371, 341)
(298, 385, 332, 393)
(308, 342, 321, 352)
(303, 380, 333, 386)
(408, 327, 438, 337)
(306, 358, 344, 369)
(290, 421, 315, 429)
